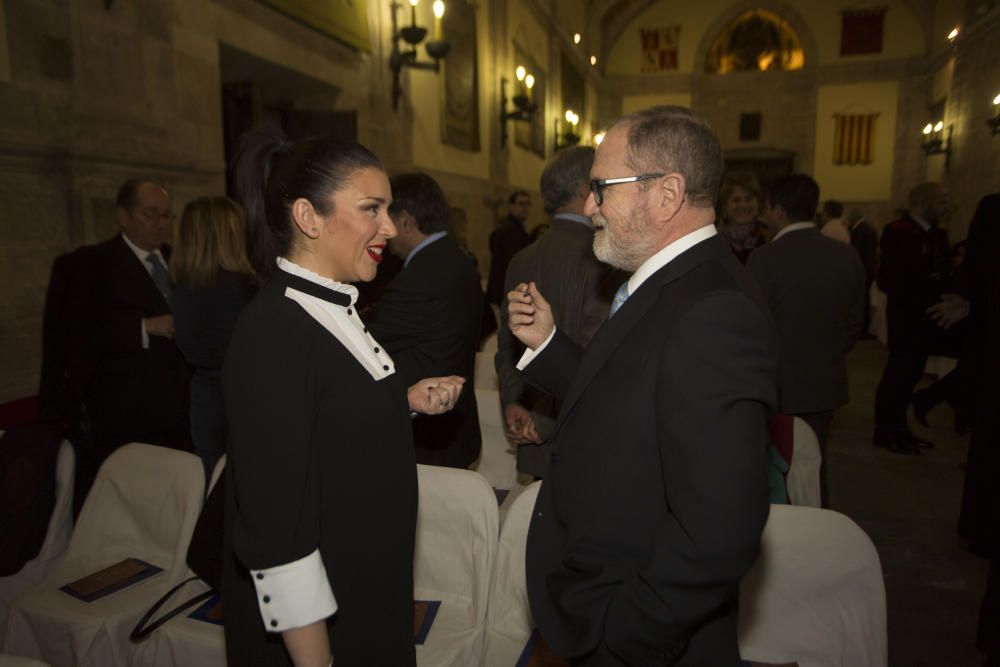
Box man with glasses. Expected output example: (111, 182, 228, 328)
(65, 179, 191, 512)
(507, 106, 777, 665)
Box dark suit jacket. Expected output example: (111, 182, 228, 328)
(486, 215, 532, 305)
(78, 234, 191, 450)
(366, 235, 483, 468)
(849, 219, 878, 287)
(522, 235, 777, 666)
(495, 216, 625, 477)
(747, 226, 866, 414)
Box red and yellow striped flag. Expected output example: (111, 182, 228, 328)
(833, 113, 878, 165)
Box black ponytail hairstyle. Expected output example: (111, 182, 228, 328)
(231, 125, 385, 277)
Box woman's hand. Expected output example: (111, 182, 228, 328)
(408, 376, 465, 415)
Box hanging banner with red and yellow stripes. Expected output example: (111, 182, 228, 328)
(833, 113, 878, 165)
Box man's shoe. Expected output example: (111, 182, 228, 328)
(902, 428, 934, 449)
(874, 433, 921, 455)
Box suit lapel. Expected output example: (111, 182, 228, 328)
(555, 236, 728, 431)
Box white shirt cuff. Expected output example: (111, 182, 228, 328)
(516, 327, 556, 371)
(141, 320, 149, 349)
(250, 548, 338, 633)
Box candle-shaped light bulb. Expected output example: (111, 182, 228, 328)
(432, 0, 444, 39)
(590, 55, 597, 66)
(516, 66, 526, 82)
(934, 120, 944, 132)
(922, 123, 933, 135)
(524, 74, 535, 89)
(948, 27, 959, 41)
(993, 93, 1000, 106)
(573, 33, 581, 44)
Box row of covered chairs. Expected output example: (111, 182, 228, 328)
(2, 430, 858, 667)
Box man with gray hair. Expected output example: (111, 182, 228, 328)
(507, 107, 777, 664)
(494, 146, 623, 479)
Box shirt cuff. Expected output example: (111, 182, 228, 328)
(515, 327, 556, 371)
(141, 320, 149, 349)
(250, 548, 338, 633)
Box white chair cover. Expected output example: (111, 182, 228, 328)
(4, 444, 205, 667)
(0, 441, 75, 646)
(738, 504, 888, 667)
(482, 481, 540, 666)
(471, 389, 518, 492)
(474, 333, 499, 390)
(0, 654, 51, 667)
(414, 465, 499, 667)
(130, 456, 227, 667)
(787, 418, 822, 508)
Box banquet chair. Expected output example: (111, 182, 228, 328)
(471, 389, 519, 493)
(474, 333, 499, 390)
(4, 444, 205, 667)
(414, 465, 499, 667)
(130, 456, 227, 667)
(0, 654, 50, 667)
(787, 418, 822, 508)
(0, 439, 74, 645)
(738, 504, 887, 667)
(481, 481, 541, 666)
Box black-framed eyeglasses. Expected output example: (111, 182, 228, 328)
(589, 173, 665, 206)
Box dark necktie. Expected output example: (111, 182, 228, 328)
(146, 252, 172, 299)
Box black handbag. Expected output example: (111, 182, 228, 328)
(129, 474, 225, 642)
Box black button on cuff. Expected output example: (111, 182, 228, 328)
(255, 573, 263, 580)
(347, 308, 353, 315)
(374, 346, 380, 353)
(383, 365, 389, 371)
(263, 595, 271, 604)
(270, 619, 278, 628)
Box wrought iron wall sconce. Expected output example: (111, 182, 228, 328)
(554, 110, 581, 151)
(921, 120, 952, 171)
(389, 0, 450, 111)
(500, 67, 537, 148)
(988, 93, 1000, 136)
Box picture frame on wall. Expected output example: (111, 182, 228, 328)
(440, 0, 480, 152)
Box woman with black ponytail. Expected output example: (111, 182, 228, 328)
(222, 126, 464, 667)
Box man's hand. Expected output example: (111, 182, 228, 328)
(144, 314, 175, 339)
(507, 282, 554, 350)
(504, 402, 542, 445)
(408, 376, 465, 415)
(927, 293, 970, 330)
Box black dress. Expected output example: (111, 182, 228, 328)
(222, 267, 417, 666)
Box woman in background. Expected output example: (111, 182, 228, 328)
(169, 196, 255, 482)
(716, 170, 769, 264)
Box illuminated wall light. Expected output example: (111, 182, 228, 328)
(515, 65, 526, 81)
(922, 123, 933, 135)
(993, 93, 1000, 106)
(590, 55, 597, 66)
(934, 120, 944, 132)
(573, 33, 581, 44)
(948, 27, 959, 41)
(594, 131, 606, 145)
(524, 74, 535, 89)
(432, 0, 445, 18)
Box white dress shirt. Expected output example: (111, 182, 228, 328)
(404, 230, 447, 267)
(772, 221, 816, 242)
(517, 224, 718, 368)
(249, 257, 398, 634)
(121, 233, 168, 350)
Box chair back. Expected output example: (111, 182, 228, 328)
(738, 504, 888, 667)
(787, 417, 822, 508)
(67, 444, 205, 584)
(414, 465, 499, 665)
(482, 481, 541, 666)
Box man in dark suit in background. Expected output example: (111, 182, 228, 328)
(495, 146, 623, 479)
(847, 209, 878, 337)
(73, 179, 191, 512)
(366, 173, 483, 469)
(749, 174, 865, 505)
(485, 191, 532, 306)
(508, 106, 777, 665)
(873, 182, 951, 455)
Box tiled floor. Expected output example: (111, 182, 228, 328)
(830, 339, 988, 667)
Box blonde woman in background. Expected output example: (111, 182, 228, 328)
(169, 196, 256, 482)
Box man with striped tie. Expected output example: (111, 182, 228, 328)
(507, 106, 777, 666)
(67, 179, 191, 512)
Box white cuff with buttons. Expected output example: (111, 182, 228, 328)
(250, 548, 338, 633)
